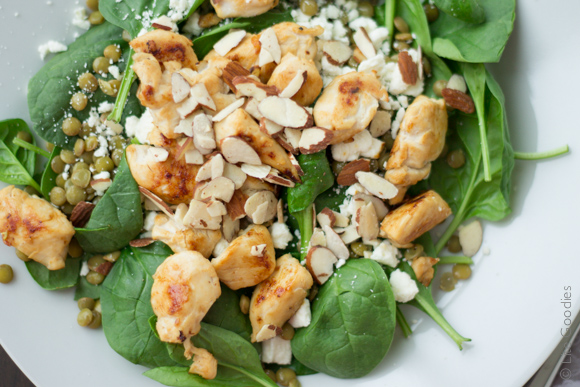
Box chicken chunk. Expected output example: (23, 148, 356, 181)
(132, 53, 173, 110)
(152, 214, 222, 258)
(214, 108, 300, 181)
(188, 346, 218, 379)
(126, 144, 200, 204)
(385, 96, 448, 204)
(271, 22, 323, 62)
(411, 256, 439, 287)
(379, 190, 452, 247)
(249, 254, 313, 342)
(151, 251, 221, 344)
(313, 71, 389, 144)
(0, 186, 74, 270)
(267, 53, 323, 107)
(130, 30, 198, 69)
(211, 225, 276, 290)
(210, 0, 278, 18)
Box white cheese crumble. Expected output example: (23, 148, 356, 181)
(108, 65, 121, 80)
(38, 40, 67, 60)
(80, 261, 90, 276)
(269, 222, 293, 250)
(289, 299, 311, 328)
(212, 238, 230, 258)
(389, 269, 419, 303)
(72, 8, 91, 30)
(143, 211, 159, 232)
(98, 102, 115, 114)
(261, 336, 292, 365)
(369, 240, 400, 268)
(391, 107, 406, 139)
(125, 109, 155, 144)
(183, 12, 203, 37)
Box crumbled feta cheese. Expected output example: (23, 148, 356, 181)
(336, 258, 347, 268)
(108, 65, 121, 80)
(261, 336, 292, 365)
(183, 12, 203, 36)
(125, 109, 155, 144)
(389, 269, 419, 303)
(347, 9, 360, 22)
(388, 49, 424, 96)
(93, 135, 110, 158)
(61, 164, 70, 180)
(269, 222, 293, 250)
(326, 5, 341, 19)
(80, 261, 90, 276)
(369, 27, 389, 50)
(370, 240, 400, 268)
(143, 211, 159, 231)
(289, 299, 311, 328)
(391, 108, 406, 139)
(72, 8, 91, 30)
(168, 0, 194, 22)
(93, 171, 111, 180)
(397, 95, 409, 108)
(151, 15, 178, 32)
(349, 16, 377, 31)
(38, 40, 67, 60)
(309, 16, 334, 40)
(98, 102, 115, 114)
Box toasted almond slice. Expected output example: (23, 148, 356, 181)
(90, 178, 112, 192)
(310, 227, 327, 247)
(459, 220, 483, 257)
(206, 200, 228, 217)
(129, 238, 155, 247)
(355, 171, 398, 200)
(176, 96, 200, 119)
(223, 62, 251, 93)
(323, 225, 349, 260)
(334, 212, 350, 228)
(259, 117, 284, 137)
(214, 29, 247, 56)
(190, 83, 217, 111)
(369, 110, 391, 138)
(352, 46, 366, 64)
(356, 202, 379, 242)
(221, 136, 262, 165)
(279, 71, 307, 99)
(151, 15, 174, 31)
(152, 23, 172, 31)
(244, 98, 264, 120)
(212, 98, 245, 122)
(417, 45, 424, 81)
(226, 190, 247, 220)
(192, 113, 216, 154)
(196, 158, 213, 182)
(70, 201, 96, 228)
(223, 163, 247, 189)
(264, 169, 295, 188)
(148, 147, 169, 163)
(139, 186, 174, 217)
(174, 203, 189, 226)
(337, 159, 371, 186)
(244, 190, 277, 224)
(200, 176, 236, 202)
(232, 76, 278, 101)
(298, 127, 333, 154)
(354, 193, 389, 221)
(284, 128, 302, 151)
(340, 224, 360, 244)
(258, 47, 274, 67)
(275, 132, 298, 155)
(306, 246, 337, 285)
(105, 120, 124, 135)
(183, 199, 222, 230)
(175, 115, 195, 137)
(211, 154, 225, 179)
(256, 325, 280, 343)
(176, 68, 198, 85)
(323, 40, 353, 66)
(259, 27, 281, 64)
(185, 148, 204, 165)
(398, 51, 418, 85)
(353, 27, 376, 59)
(317, 208, 336, 229)
(258, 96, 313, 129)
(241, 164, 271, 179)
(222, 215, 240, 242)
(276, 199, 284, 223)
(251, 243, 268, 257)
(172, 72, 191, 103)
(288, 153, 304, 176)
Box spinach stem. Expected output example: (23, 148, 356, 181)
(385, 0, 396, 45)
(28, 178, 42, 194)
(220, 363, 277, 387)
(438, 256, 473, 265)
(476, 107, 492, 182)
(107, 49, 137, 123)
(12, 138, 51, 159)
(396, 306, 412, 338)
(295, 203, 314, 262)
(514, 144, 569, 160)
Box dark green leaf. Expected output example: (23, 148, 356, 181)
(313, 183, 348, 213)
(0, 119, 39, 190)
(75, 153, 143, 253)
(40, 146, 61, 199)
(292, 259, 396, 378)
(268, 357, 318, 376)
(287, 152, 334, 214)
(25, 258, 81, 290)
(74, 276, 102, 300)
(203, 284, 253, 342)
(99, 0, 170, 38)
(397, 0, 432, 53)
(433, 0, 486, 24)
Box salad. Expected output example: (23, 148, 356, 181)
(0, 0, 569, 385)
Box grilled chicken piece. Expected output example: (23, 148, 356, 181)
(130, 29, 198, 69)
(152, 214, 222, 258)
(379, 190, 452, 247)
(210, 0, 279, 18)
(211, 225, 276, 290)
(126, 144, 200, 204)
(313, 71, 389, 144)
(385, 95, 448, 204)
(151, 251, 221, 344)
(249, 254, 313, 342)
(267, 53, 322, 107)
(0, 186, 74, 270)
(132, 53, 173, 110)
(411, 256, 439, 287)
(214, 108, 300, 181)
(204, 34, 262, 71)
(188, 346, 218, 379)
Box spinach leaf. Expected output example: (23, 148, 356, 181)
(27, 22, 143, 149)
(430, 69, 514, 253)
(433, 0, 486, 24)
(151, 323, 277, 387)
(25, 258, 81, 290)
(268, 357, 318, 376)
(396, 306, 412, 337)
(423, 53, 452, 99)
(313, 183, 348, 213)
(292, 259, 396, 378)
(0, 119, 40, 192)
(203, 284, 253, 342)
(429, 0, 515, 63)
(397, 0, 432, 53)
(514, 145, 570, 160)
(287, 152, 334, 214)
(74, 276, 102, 300)
(40, 146, 61, 199)
(101, 241, 177, 368)
(193, 9, 292, 59)
(75, 154, 143, 253)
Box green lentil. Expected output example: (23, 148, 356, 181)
(88, 311, 102, 329)
(65, 185, 87, 205)
(86, 0, 99, 11)
(71, 169, 91, 188)
(394, 16, 409, 32)
(68, 238, 84, 258)
(78, 72, 98, 93)
(447, 235, 462, 253)
(299, 0, 318, 16)
(433, 79, 448, 97)
(0, 264, 13, 284)
(89, 11, 105, 25)
(350, 241, 372, 257)
(60, 149, 77, 164)
(423, 3, 440, 23)
(447, 149, 466, 169)
(95, 156, 114, 173)
(93, 57, 109, 75)
(71, 92, 88, 111)
(77, 308, 94, 327)
(50, 187, 67, 206)
(86, 271, 105, 285)
(103, 251, 121, 263)
(16, 131, 32, 143)
(15, 249, 30, 262)
(404, 244, 424, 260)
(78, 297, 96, 311)
(62, 117, 82, 136)
(281, 323, 295, 340)
(439, 272, 457, 292)
(104, 45, 122, 63)
(74, 138, 86, 157)
(452, 264, 472, 280)
(276, 368, 297, 387)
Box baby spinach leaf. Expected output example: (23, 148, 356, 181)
(397, 0, 433, 53)
(396, 306, 412, 337)
(39, 146, 61, 200)
(268, 357, 318, 376)
(75, 154, 143, 253)
(203, 284, 253, 342)
(74, 276, 102, 300)
(433, 0, 486, 24)
(0, 119, 40, 192)
(101, 241, 177, 368)
(193, 9, 292, 59)
(99, 0, 170, 38)
(287, 152, 334, 214)
(429, 0, 515, 63)
(292, 259, 396, 378)
(25, 258, 81, 290)
(313, 183, 348, 213)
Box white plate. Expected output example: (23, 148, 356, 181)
(0, 1, 579, 386)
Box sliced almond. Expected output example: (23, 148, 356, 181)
(258, 47, 275, 67)
(258, 96, 313, 129)
(139, 187, 174, 217)
(323, 225, 350, 260)
(151, 15, 174, 31)
(259, 27, 281, 64)
(191, 83, 217, 111)
(241, 164, 271, 179)
(152, 22, 173, 32)
(176, 68, 198, 85)
(104, 120, 124, 135)
(322, 40, 353, 66)
(221, 136, 262, 165)
(458, 220, 483, 257)
(353, 27, 376, 59)
(256, 325, 279, 343)
(259, 117, 284, 137)
(214, 29, 246, 56)
(310, 227, 327, 247)
(284, 128, 302, 151)
(298, 127, 333, 154)
(172, 72, 190, 103)
(175, 115, 195, 137)
(129, 238, 155, 248)
(275, 133, 298, 155)
(263, 169, 295, 188)
(226, 190, 247, 221)
(244, 190, 277, 224)
(244, 98, 264, 120)
(212, 98, 245, 122)
(369, 110, 391, 138)
(232, 76, 278, 101)
(222, 62, 251, 93)
(340, 224, 360, 244)
(251, 243, 268, 257)
(222, 215, 240, 242)
(185, 149, 204, 165)
(276, 199, 284, 223)
(288, 153, 304, 176)
(70, 201, 95, 228)
(279, 71, 307, 99)
(352, 46, 366, 64)
(148, 147, 169, 163)
(354, 193, 389, 221)
(183, 199, 222, 230)
(317, 208, 336, 229)
(211, 154, 225, 179)
(193, 113, 216, 154)
(337, 159, 371, 186)
(334, 212, 350, 228)
(361, 137, 385, 159)
(398, 51, 418, 85)
(206, 200, 228, 217)
(355, 172, 398, 200)
(200, 176, 236, 202)
(195, 158, 214, 182)
(355, 202, 379, 242)
(90, 178, 112, 192)
(176, 96, 200, 118)
(306, 246, 338, 285)
(223, 163, 247, 189)
(174, 203, 189, 226)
